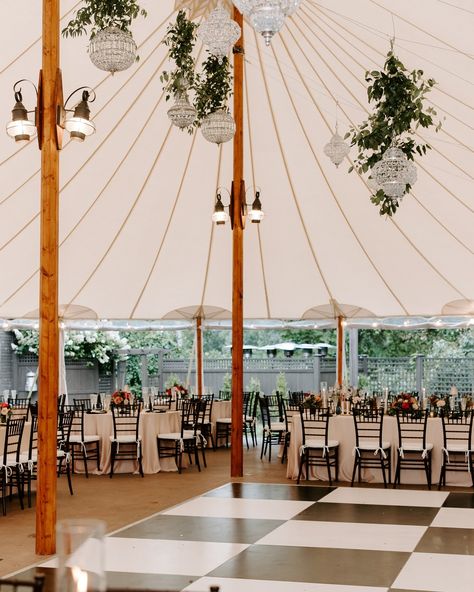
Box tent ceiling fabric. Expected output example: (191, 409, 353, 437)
(0, 0, 472, 320)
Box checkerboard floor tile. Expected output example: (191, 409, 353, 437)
(31, 482, 474, 591)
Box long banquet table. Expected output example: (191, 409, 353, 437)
(286, 414, 473, 487)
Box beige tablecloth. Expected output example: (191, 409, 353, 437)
(83, 410, 181, 475)
(287, 414, 472, 487)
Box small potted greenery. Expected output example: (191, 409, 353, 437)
(347, 44, 441, 216)
(161, 10, 199, 131)
(194, 54, 234, 144)
(62, 0, 147, 74)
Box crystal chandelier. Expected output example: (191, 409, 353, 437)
(201, 109, 236, 144)
(167, 93, 196, 129)
(198, 6, 241, 61)
(232, 0, 302, 46)
(371, 146, 417, 199)
(89, 27, 137, 74)
(323, 125, 350, 168)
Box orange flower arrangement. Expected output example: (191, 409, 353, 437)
(111, 390, 132, 407)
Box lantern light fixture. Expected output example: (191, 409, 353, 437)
(6, 80, 38, 144)
(212, 186, 265, 227)
(62, 88, 96, 142)
(6, 80, 96, 147)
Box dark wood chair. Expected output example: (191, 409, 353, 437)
(438, 409, 474, 489)
(110, 403, 143, 478)
(297, 406, 339, 485)
(259, 393, 289, 462)
(0, 416, 26, 515)
(70, 402, 101, 477)
(57, 408, 75, 495)
(351, 406, 391, 488)
(394, 409, 433, 489)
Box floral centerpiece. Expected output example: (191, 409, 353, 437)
(166, 383, 188, 399)
(110, 390, 132, 409)
(388, 393, 421, 417)
(429, 395, 447, 415)
(302, 393, 322, 412)
(0, 402, 12, 424)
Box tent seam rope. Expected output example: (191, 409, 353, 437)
(309, 2, 474, 124)
(253, 27, 335, 306)
(244, 57, 272, 318)
(276, 28, 410, 314)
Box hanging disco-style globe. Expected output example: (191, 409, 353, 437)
(201, 109, 236, 144)
(89, 27, 137, 74)
(323, 126, 350, 168)
(232, 0, 301, 45)
(249, 1, 286, 46)
(167, 93, 196, 129)
(198, 6, 241, 61)
(283, 0, 302, 15)
(372, 146, 417, 199)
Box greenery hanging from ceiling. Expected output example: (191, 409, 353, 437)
(62, 0, 147, 38)
(161, 10, 233, 129)
(193, 54, 233, 121)
(160, 9, 199, 102)
(346, 44, 442, 217)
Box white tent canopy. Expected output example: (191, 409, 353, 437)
(0, 0, 472, 321)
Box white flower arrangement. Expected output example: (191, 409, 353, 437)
(11, 329, 129, 368)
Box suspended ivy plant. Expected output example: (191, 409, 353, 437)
(194, 54, 233, 121)
(160, 10, 199, 101)
(62, 0, 147, 38)
(346, 44, 442, 216)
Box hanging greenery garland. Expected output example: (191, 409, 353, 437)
(347, 44, 442, 217)
(193, 54, 233, 121)
(62, 0, 147, 38)
(160, 10, 199, 102)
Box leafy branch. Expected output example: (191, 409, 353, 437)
(347, 47, 441, 216)
(62, 0, 147, 39)
(194, 54, 232, 121)
(160, 10, 199, 101)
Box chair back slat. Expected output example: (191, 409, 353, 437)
(300, 407, 330, 446)
(441, 410, 474, 449)
(396, 410, 428, 449)
(353, 406, 384, 447)
(111, 403, 141, 439)
(2, 417, 26, 464)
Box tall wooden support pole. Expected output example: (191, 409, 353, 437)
(336, 316, 344, 387)
(230, 7, 244, 478)
(196, 316, 203, 397)
(36, 0, 60, 555)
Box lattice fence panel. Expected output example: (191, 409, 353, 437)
(424, 357, 474, 395)
(366, 357, 417, 392)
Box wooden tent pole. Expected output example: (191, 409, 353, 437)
(230, 6, 244, 478)
(196, 315, 203, 396)
(336, 315, 344, 387)
(36, 0, 60, 555)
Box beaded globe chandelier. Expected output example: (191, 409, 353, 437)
(198, 6, 241, 61)
(323, 125, 350, 168)
(167, 93, 197, 129)
(201, 109, 236, 144)
(88, 27, 137, 74)
(371, 146, 417, 199)
(232, 0, 301, 45)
